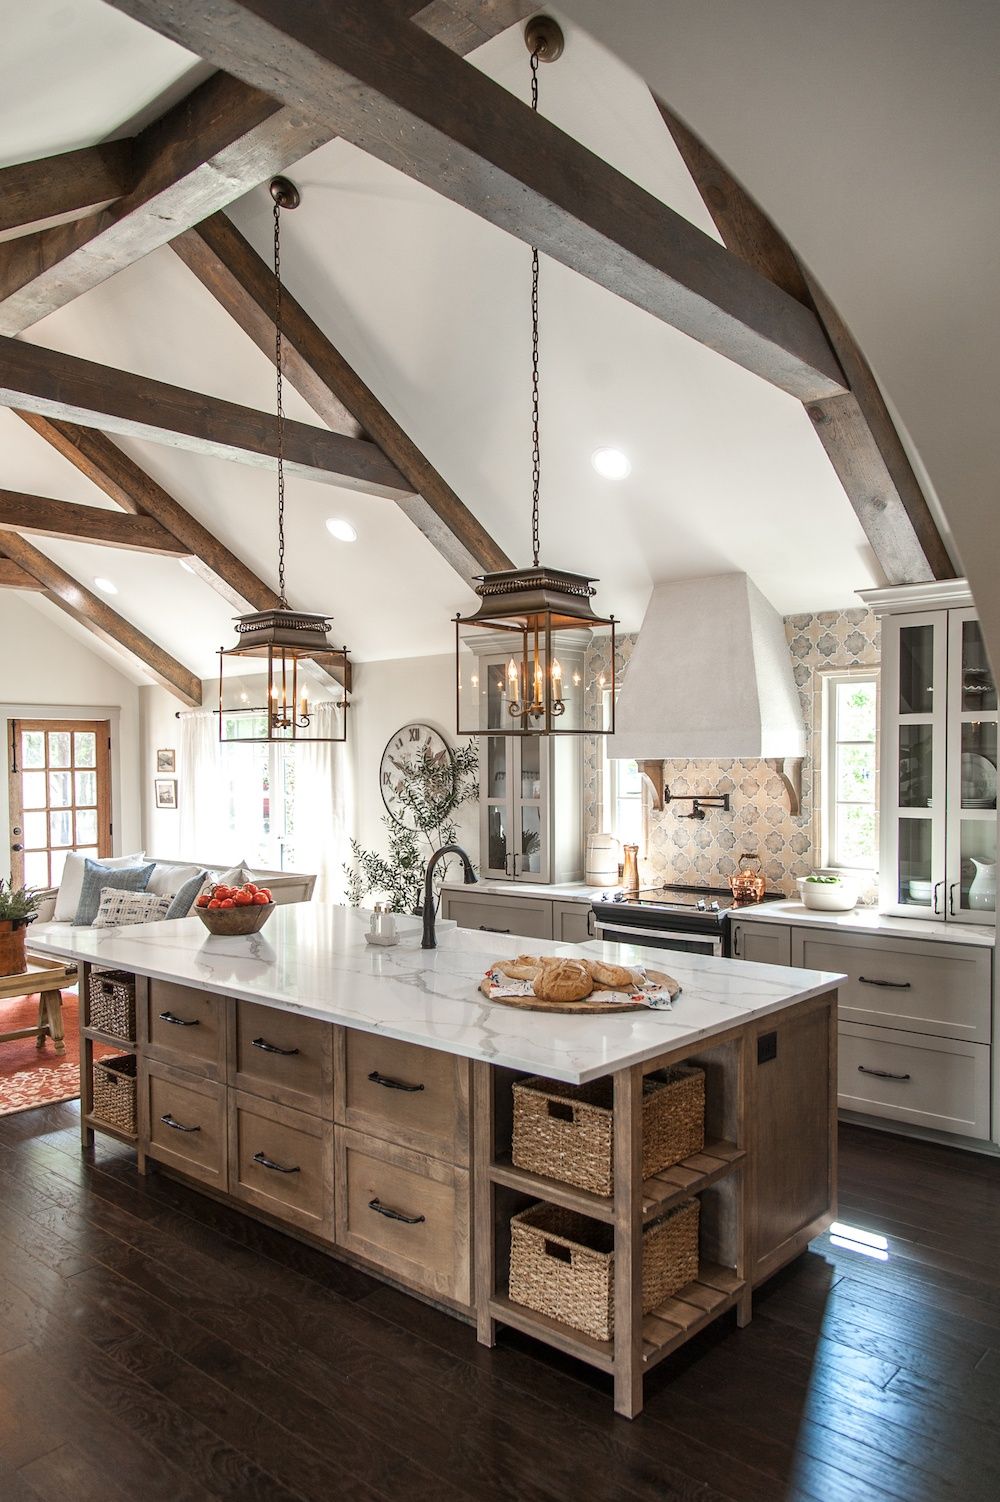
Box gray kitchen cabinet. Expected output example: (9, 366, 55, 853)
(439, 889, 553, 941)
(730, 920, 792, 966)
(552, 900, 594, 944)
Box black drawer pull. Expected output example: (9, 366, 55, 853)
(252, 1150, 300, 1174)
(858, 1065, 911, 1082)
(160, 1113, 201, 1133)
(159, 1011, 200, 1026)
(368, 1070, 424, 1093)
(368, 1197, 425, 1225)
(252, 1037, 300, 1056)
(858, 977, 912, 990)
(479, 924, 511, 933)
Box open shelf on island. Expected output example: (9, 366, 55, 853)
(83, 1113, 137, 1145)
(83, 1027, 137, 1052)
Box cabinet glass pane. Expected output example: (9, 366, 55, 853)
(897, 818, 933, 905)
(487, 806, 508, 873)
(519, 806, 543, 875)
(899, 624, 935, 714)
(898, 725, 933, 807)
(520, 735, 541, 799)
(961, 620, 997, 712)
(960, 721, 997, 809)
(959, 821, 996, 914)
(487, 737, 507, 797)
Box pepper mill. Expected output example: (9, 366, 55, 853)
(621, 844, 640, 897)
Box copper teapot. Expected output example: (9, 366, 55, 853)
(729, 853, 765, 905)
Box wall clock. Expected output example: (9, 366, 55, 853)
(380, 723, 455, 830)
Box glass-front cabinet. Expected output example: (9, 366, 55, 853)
(878, 591, 997, 924)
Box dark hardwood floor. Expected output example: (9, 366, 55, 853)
(0, 1108, 997, 1502)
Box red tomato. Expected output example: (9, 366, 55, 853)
(252, 892, 269, 906)
(244, 883, 259, 895)
(207, 899, 222, 910)
(234, 892, 252, 907)
(259, 888, 273, 902)
(219, 898, 236, 909)
(195, 894, 210, 909)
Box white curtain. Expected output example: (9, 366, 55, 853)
(178, 710, 230, 859)
(291, 702, 352, 903)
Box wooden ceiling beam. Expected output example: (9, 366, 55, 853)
(0, 533, 202, 704)
(105, 0, 847, 403)
(0, 489, 188, 554)
(0, 554, 45, 590)
(0, 142, 134, 236)
(0, 335, 413, 496)
(172, 212, 512, 580)
(656, 100, 955, 585)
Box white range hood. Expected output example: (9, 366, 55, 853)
(609, 573, 806, 761)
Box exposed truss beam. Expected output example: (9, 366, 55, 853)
(0, 554, 44, 590)
(656, 101, 954, 585)
(0, 142, 134, 236)
(1, 533, 202, 704)
(0, 335, 412, 495)
(106, 0, 848, 403)
(0, 489, 188, 554)
(172, 212, 511, 580)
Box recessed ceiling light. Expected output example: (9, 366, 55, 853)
(591, 447, 631, 480)
(325, 518, 358, 543)
(93, 577, 118, 595)
(178, 559, 196, 574)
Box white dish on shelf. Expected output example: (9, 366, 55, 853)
(961, 751, 997, 803)
(908, 880, 933, 901)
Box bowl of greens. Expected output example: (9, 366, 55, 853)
(796, 874, 859, 911)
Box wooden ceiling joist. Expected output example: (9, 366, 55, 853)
(0, 533, 202, 704)
(0, 141, 134, 236)
(0, 489, 188, 555)
(172, 212, 512, 580)
(0, 335, 412, 496)
(0, 553, 45, 590)
(105, 0, 848, 404)
(656, 101, 955, 586)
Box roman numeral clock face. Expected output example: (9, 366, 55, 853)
(379, 723, 455, 830)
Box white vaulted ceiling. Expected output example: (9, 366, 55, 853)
(1, 2, 891, 687)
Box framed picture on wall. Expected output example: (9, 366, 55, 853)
(155, 778, 178, 810)
(156, 748, 176, 772)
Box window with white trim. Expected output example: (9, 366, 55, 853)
(822, 672, 878, 871)
(602, 753, 645, 847)
(219, 711, 297, 869)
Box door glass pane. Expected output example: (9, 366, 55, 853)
(74, 731, 97, 767)
(898, 818, 933, 905)
(487, 737, 507, 796)
(21, 772, 47, 809)
(899, 624, 935, 714)
(487, 806, 508, 873)
(75, 847, 98, 863)
(76, 809, 98, 845)
(49, 811, 73, 847)
(22, 811, 48, 848)
(49, 849, 70, 886)
(48, 771, 72, 807)
(75, 770, 97, 806)
(960, 721, 997, 809)
(961, 620, 997, 712)
(898, 725, 933, 807)
(520, 806, 542, 875)
(520, 735, 541, 799)
(48, 732, 71, 768)
(959, 820, 996, 914)
(20, 731, 45, 768)
(24, 851, 49, 887)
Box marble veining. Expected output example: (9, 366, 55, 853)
(735, 899, 996, 947)
(32, 905, 843, 1083)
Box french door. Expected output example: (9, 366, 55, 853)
(7, 719, 112, 889)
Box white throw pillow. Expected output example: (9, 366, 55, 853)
(93, 888, 172, 928)
(147, 861, 203, 898)
(53, 850, 145, 922)
(200, 860, 251, 894)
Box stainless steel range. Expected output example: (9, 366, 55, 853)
(590, 883, 785, 957)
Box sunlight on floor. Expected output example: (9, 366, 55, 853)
(829, 1220, 889, 1261)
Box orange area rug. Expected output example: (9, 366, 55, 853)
(0, 991, 115, 1117)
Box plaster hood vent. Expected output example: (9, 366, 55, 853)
(609, 573, 805, 762)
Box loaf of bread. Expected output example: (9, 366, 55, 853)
(532, 958, 593, 1003)
(496, 957, 543, 982)
(587, 959, 639, 990)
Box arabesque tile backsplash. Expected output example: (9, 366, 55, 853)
(583, 608, 880, 898)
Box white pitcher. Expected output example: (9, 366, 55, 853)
(969, 858, 996, 912)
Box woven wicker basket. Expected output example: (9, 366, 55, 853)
(512, 1066, 705, 1196)
(88, 969, 137, 1041)
(509, 1198, 700, 1342)
(91, 1053, 137, 1136)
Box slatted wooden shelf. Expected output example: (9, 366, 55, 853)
(642, 1263, 744, 1369)
(490, 1138, 744, 1225)
(83, 1112, 137, 1145)
(488, 1290, 614, 1371)
(83, 1027, 137, 1052)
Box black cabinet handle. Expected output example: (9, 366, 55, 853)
(159, 1011, 200, 1026)
(160, 1113, 200, 1133)
(369, 1197, 425, 1225)
(949, 883, 958, 916)
(251, 1037, 299, 1056)
(368, 1070, 424, 1093)
(858, 1065, 911, 1081)
(252, 1150, 300, 1174)
(858, 977, 912, 990)
(933, 880, 943, 914)
(479, 924, 511, 933)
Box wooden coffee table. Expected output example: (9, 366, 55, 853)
(0, 954, 78, 1054)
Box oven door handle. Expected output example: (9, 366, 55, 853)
(595, 920, 722, 954)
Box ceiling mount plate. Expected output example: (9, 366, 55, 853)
(269, 176, 301, 210)
(524, 15, 564, 62)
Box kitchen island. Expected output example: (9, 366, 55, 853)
(33, 905, 842, 1417)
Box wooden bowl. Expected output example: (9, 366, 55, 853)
(194, 901, 275, 936)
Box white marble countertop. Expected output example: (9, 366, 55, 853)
(31, 905, 844, 1084)
(440, 879, 620, 905)
(733, 899, 996, 947)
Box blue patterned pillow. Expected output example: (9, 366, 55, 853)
(165, 869, 207, 919)
(73, 860, 156, 927)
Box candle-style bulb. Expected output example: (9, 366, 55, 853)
(508, 657, 519, 684)
(551, 657, 562, 687)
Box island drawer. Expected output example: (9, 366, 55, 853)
(334, 1128, 470, 1306)
(440, 891, 553, 941)
(791, 931, 991, 1042)
(230, 1001, 333, 1117)
(336, 1032, 470, 1164)
(838, 1022, 990, 1139)
(142, 1060, 227, 1187)
(143, 980, 227, 1080)
(229, 1090, 334, 1239)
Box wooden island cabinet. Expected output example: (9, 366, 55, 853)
(36, 906, 840, 1418)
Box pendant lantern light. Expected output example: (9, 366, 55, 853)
(455, 18, 616, 739)
(218, 177, 350, 744)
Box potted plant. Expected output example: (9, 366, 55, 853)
(0, 878, 42, 977)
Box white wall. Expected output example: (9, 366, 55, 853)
(139, 681, 187, 856)
(0, 592, 142, 871)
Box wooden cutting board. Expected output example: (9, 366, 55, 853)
(479, 967, 681, 1014)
